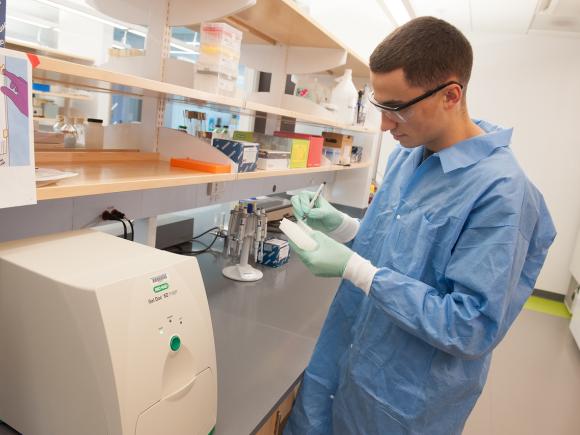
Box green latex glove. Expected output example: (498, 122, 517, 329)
(291, 191, 344, 233)
(289, 230, 354, 277)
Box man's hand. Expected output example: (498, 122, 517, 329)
(289, 230, 354, 277)
(2, 69, 29, 117)
(291, 191, 344, 234)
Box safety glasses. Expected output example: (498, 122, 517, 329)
(368, 81, 463, 123)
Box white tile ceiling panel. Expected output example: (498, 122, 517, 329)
(410, 0, 472, 32)
(470, 0, 539, 33)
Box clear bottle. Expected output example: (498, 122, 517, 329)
(52, 115, 65, 133)
(73, 117, 86, 146)
(60, 118, 78, 148)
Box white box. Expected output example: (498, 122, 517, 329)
(85, 119, 104, 149)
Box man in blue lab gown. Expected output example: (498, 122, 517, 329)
(285, 17, 556, 435)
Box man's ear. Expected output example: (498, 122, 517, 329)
(443, 84, 463, 109)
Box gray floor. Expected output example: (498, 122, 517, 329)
(464, 308, 580, 435)
(2, 299, 579, 435)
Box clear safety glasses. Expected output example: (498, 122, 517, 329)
(368, 81, 463, 123)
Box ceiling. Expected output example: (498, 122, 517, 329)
(411, 0, 580, 34)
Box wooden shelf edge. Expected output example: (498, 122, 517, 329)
(34, 56, 246, 110)
(36, 172, 237, 201)
(35, 161, 370, 201)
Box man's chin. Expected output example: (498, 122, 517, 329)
(399, 139, 420, 148)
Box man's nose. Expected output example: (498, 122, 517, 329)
(381, 113, 397, 131)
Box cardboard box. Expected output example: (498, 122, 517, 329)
(212, 138, 259, 172)
(274, 131, 323, 168)
(259, 238, 290, 268)
(322, 132, 354, 165)
(323, 147, 341, 165)
(257, 150, 290, 170)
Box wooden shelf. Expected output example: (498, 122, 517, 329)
(33, 56, 378, 134)
(36, 160, 237, 201)
(33, 56, 246, 111)
(227, 0, 369, 76)
(235, 162, 370, 180)
(35, 154, 370, 201)
(245, 100, 378, 133)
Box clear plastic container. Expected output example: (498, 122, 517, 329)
(200, 22, 242, 54)
(199, 44, 240, 60)
(199, 22, 242, 79)
(197, 58, 239, 78)
(195, 69, 237, 97)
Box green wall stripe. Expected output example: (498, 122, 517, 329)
(524, 295, 571, 319)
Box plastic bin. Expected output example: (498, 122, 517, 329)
(195, 68, 237, 96)
(200, 22, 243, 53)
(257, 150, 290, 170)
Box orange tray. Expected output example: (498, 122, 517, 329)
(170, 158, 231, 174)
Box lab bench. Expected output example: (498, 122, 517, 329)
(0, 250, 339, 435)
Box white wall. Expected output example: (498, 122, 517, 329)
(309, 1, 580, 294)
(373, 32, 580, 294)
(468, 33, 580, 294)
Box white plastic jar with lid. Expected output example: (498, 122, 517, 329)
(330, 69, 358, 125)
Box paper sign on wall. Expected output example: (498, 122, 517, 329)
(0, 48, 36, 209)
(0, 0, 5, 47)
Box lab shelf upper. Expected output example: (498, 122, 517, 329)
(33, 56, 246, 111)
(244, 101, 377, 133)
(32, 56, 378, 133)
(227, 0, 369, 77)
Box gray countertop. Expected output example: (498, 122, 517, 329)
(0, 251, 338, 435)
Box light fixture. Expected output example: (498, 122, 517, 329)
(34, 0, 129, 30)
(376, 0, 415, 27)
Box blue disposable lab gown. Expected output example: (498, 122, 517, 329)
(285, 121, 556, 435)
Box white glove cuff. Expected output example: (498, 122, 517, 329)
(343, 253, 378, 295)
(328, 213, 360, 244)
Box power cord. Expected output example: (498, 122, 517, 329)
(167, 226, 225, 256)
(101, 209, 134, 241)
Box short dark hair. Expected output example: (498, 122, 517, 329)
(370, 17, 473, 89)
